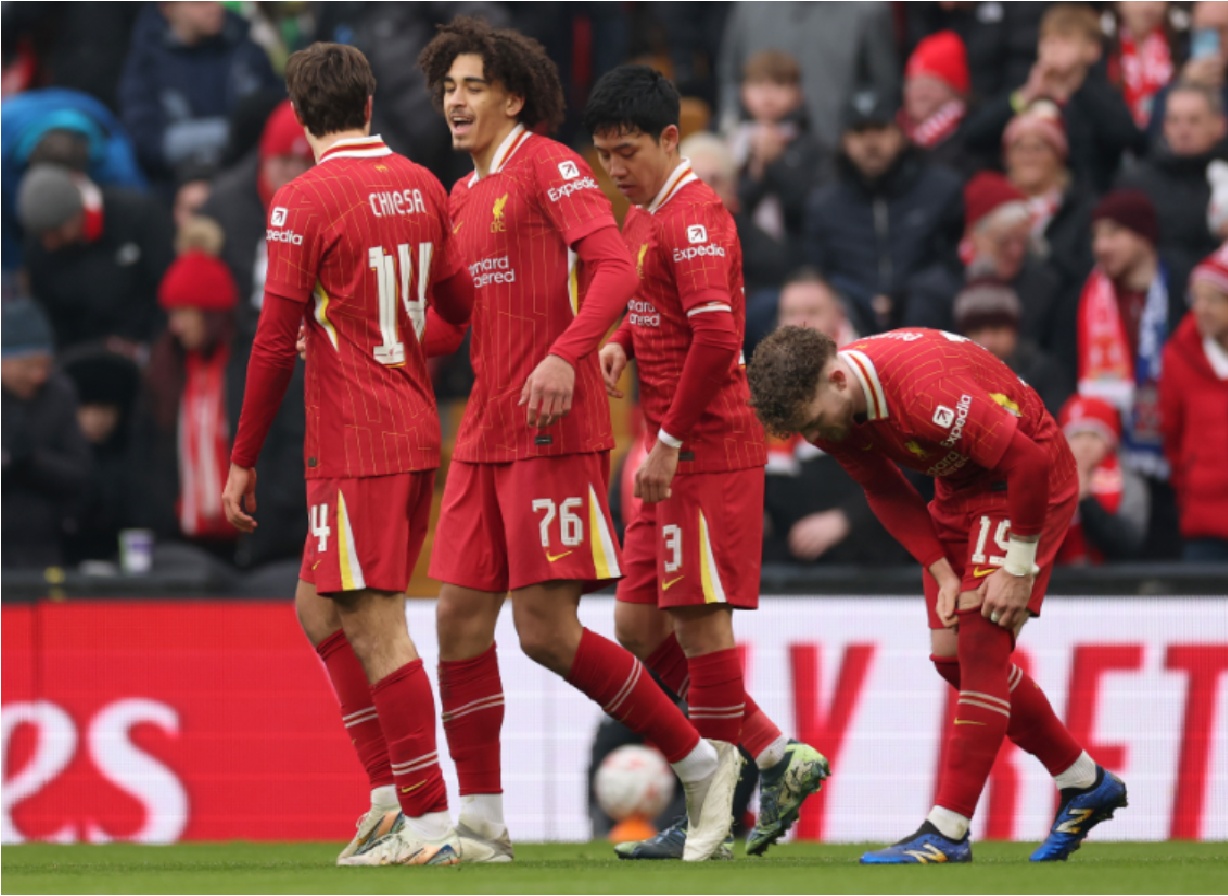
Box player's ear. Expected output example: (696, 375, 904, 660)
(364, 96, 373, 126)
(505, 91, 525, 120)
(659, 124, 680, 155)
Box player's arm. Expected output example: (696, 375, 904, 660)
(421, 307, 469, 359)
(599, 316, 635, 398)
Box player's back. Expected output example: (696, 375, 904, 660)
(446, 128, 615, 463)
(266, 137, 452, 479)
(622, 174, 764, 474)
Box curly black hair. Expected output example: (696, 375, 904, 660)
(746, 326, 837, 438)
(417, 16, 565, 133)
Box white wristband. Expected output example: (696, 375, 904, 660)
(658, 429, 683, 449)
(1003, 538, 1040, 577)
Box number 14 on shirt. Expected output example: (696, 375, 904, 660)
(369, 243, 434, 366)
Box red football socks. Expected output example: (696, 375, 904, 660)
(316, 630, 392, 789)
(687, 648, 746, 744)
(935, 611, 1013, 817)
(370, 660, 448, 817)
(567, 627, 700, 762)
(439, 643, 505, 795)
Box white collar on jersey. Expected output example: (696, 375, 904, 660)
(318, 135, 392, 162)
(469, 124, 531, 185)
(646, 158, 699, 214)
(838, 349, 890, 421)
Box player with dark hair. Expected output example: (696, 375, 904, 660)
(222, 42, 474, 867)
(583, 64, 828, 860)
(747, 326, 1128, 863)
(416, 18, 740, 863)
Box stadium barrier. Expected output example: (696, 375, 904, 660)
(3, 596, 1225, 844)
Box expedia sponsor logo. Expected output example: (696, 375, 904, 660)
(266, 229, 303, 245)
(547, 177, 598, 202)
(558, 160, 580, 179)
(270, 207, 288, 226)
(469, 255, 516, 288)
(933, 406, 955, 428)
(672, 243, 726, 263)
(627, 299, 660, 328)
(928, 451, 969, 477)
(940, 394, 972, 447)
(687, 224, 708, 244)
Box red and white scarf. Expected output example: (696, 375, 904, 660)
(900, 99, 966, 149)
(1077, 267, 1169, 475)
(1115, 27, 1173, 128)
(177, 347, 234, 538)
(1058, 454, 1124, 565)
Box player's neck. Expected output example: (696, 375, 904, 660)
(307, 127, 372, 161)
(837, 358, 868, 418)
(636, 154, 684, 209)
(471, 121, 521, 178)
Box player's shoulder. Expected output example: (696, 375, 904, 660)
(659, 179, 733, 234)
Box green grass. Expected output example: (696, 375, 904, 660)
(3, 841, 1227, 894)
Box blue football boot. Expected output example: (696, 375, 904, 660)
(860, 822, 972, 864)
(1030, 766, 1128, 861)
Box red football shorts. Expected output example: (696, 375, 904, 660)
(429, 453, 622, 593)
(300, 471, 435, 595)
(922, 487, 1078, 629)
(617, 467, 763, 610)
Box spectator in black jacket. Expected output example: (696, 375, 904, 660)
(1, 299, 91, 570)
(953, 278, 1074, 416)
(804, 87, 964, 335)
(964, 2, 1144, 195)
(1119, 81, 1226, 290)
(18, 164, 174, 355)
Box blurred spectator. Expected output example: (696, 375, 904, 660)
(1159, 246, 1228, 561)
(173, 164, 214, 236)
(198, 99, 313, 332)
(1002, 99, 1096, 302)
(1208, 157, 1228, 241)
(652, 4, 729, 109)
(1054, 394, 1149, 564)
(118, 2, 280, 192)
(18, 164, 174, 353)
(1105, 1, 1177, 129)
(761, 270, 905, 567)
(729, 50, 829, 266)
(899, 31, 979, 175)
(60, 346, 142, 567)
(804, 87, 964, 335)
(903, 2, 1046, 103)
(717, 2, 899, 156)
(1, 4, 142, 108)
(1148, 1, 1228, 144)
(681, 132, 792, 354)
(1119, 81, 1226, 288)
(1, 87, 147, 272)
(907, 172, 1077, 378)
(1, 299, 91, 570)
(965, 2, 1143, 195)
(130, 248, 240, 557)
(953, 278, 1074, 415)
(1078, 188, 1187, 557)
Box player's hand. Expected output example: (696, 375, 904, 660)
(520, 354, 575, 428)
(222, 463, 258, 533)
(979, 568, 1033, 631)
(788, 510, 850, 561)
(599, 343, 627, 398)
(635, 440, 680, 503)
(929, 557, 961, 628)
(296, 324, 307, 360)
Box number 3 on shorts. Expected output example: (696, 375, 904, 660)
(532, 497, 584, 547)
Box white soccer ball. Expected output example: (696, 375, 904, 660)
(595, 744, 675, 821)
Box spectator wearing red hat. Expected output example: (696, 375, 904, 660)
(1159, 245, 1228, 561)
(1077, 187, 1188, 557)
(1054, 394, 1149, 565)
(131, 241, 243, 555)
(900, 31, 979, 174)
(964, 2, 1143, 194)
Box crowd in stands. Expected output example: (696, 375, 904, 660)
(3, 1, 1227, 581)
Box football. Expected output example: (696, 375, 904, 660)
(594, 744, 675, 821)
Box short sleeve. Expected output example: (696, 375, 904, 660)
(533, 147, 615, 246)
(263, 182, 327, 304)
(662, 201, 736, 313)
(904, 373, 1021, 471)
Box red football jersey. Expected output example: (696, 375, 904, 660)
(447, 126, 616, 463)
(620, 167, 766, 473)
(815, 329, 1077, 503)
(264, 136, 461, 478)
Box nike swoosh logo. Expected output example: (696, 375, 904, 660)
(400, 781, 426, 794)
(663, 575, 685, 591)
(452, 221, 463, 234)
(954, 719, 986, 726)
(972, 567, 996, 578)
(546, 550, 573, 562)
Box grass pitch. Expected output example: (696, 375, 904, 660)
(3, 841, 1226, 894)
